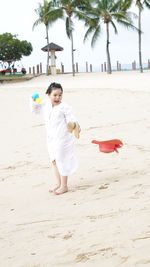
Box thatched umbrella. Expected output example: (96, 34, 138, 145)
(41, 42, 63, 75)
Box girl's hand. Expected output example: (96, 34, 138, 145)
(67, 122, 76, 133)
(67, 122, 81, 138)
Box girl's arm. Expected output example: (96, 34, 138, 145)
(63, 104, 77, 123)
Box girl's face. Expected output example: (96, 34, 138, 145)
(49, 88, 63, 106)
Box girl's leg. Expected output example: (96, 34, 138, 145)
(49, 160, 61, 192)
(54, 175, 68, 195)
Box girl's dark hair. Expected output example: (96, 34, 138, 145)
(46, 82, 63, 95)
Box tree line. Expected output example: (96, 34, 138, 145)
(33, 0, 150, 75)
(0, 33, 32, 73)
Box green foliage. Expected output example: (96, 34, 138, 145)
(33, 0, 62, 29)
(80, 0, 138, 74)
(83, 0, 137, 46)
(33, 0, 63, 75)
(51, 0, 91, 76)
(0, 33, 32, 63)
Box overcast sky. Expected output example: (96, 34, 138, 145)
(0, 0, 150, 72)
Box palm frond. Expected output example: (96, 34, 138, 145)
(91, 25, 101, 47)
(83, 26, 96, 43)
(32, 19, 42, 31)
(110, 20, 118, 34)
(117, 19, 139, 32)
(144, 0, 150, 9)
(47, 8, 64, 22)
(66, 17, 74, 39)
(135, 0, 144, 10)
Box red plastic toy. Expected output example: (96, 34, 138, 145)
(92, 139, 123, 153)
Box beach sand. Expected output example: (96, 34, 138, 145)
(0, 71, 150, 267)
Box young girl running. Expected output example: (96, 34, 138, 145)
(31, 82, 80, 195)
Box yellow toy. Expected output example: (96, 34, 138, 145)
(67, 122, 81, 139)
(35, 97, 42, 104)
(32, 92, 42, 104)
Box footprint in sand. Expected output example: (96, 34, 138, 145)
(63, 233, 73, 240)
(75, 253, 90, 262)
(99, 184, 109, 190)
(75, 247, 113, 263)
(74, 184, 92, 191)
(132, 233, 150, 242)
(135, 259, 150, 265)
(48, 231, 73, 240)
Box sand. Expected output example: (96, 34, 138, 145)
(0, 71, 150, 267)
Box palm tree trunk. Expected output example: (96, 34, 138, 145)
(106, 23, 112, 74)
(71, 32, 75, 76)
(138, 8, 143, 73)
(46, 25, 50, 76)
(69, 18, 75, 77)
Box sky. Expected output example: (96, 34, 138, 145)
(0, 0, 150, 72)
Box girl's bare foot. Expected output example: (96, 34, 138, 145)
(54, 186, 68, 195)
(49, 185, 60, 193)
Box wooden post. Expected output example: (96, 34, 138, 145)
(49, 66, 51, 74)
(76, 62, 78, 73)
(37, 64, 39, 75)
(61, 63, 64, 74)
(40, 62, 42, 74)
(132, 61, 136, 70)
(90, 64, 92, 72)
(33, 66, 35, 76)
(29, 67, 31, 74)
(117, 61, 119, 71)
(134, 60, 136, 70)
(119, 63, 121, 71)
(101, 64, 103, 72)
(86, 61, 88, 72)
(73, 64, 75, 74)
(104, 62, 106, 72)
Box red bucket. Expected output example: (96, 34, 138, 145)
(92, 139, 123, 153)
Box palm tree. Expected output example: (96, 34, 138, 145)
(83, 0, 137, 74)
(52, 0, 89, 76)
(134, 0, 150, 73)
(33, 0, 61, 75)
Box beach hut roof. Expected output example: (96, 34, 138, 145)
(41, 42, 63, 52)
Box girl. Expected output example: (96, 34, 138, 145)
(31, 82, 80, 195)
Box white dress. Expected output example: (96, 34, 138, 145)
(30, 99, 78, 176)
